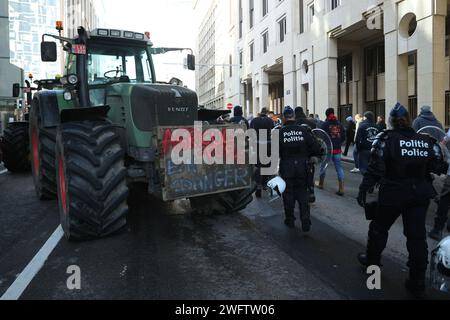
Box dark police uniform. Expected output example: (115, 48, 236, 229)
(359, 127, 448, 287)
(279, 120, 323, 230)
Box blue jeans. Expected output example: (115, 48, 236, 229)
(358, 149, 371, 176)
(320, 154, 345, 182)
(353, 146, 359, 169)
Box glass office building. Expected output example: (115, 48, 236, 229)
(9, 0, 61, 80)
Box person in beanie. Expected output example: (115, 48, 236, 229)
(230, 105, 249, 129)
(278, 106, 323, 230)
(357, 103, 449, 298)
(412, 106, 443, 132)
(251, 107, 275, 198)
(318, 108, 346, 196)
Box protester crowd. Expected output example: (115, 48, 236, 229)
(223, 103, 450, 298)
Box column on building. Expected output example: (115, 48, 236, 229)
(384, 30, 409, 112)
(313, 37, 338, 118)
(416, 7, 447, 122)
(253, 71, 269, 113)
(283, 55, 297, 108)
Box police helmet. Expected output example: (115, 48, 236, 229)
(267, 176, 286, 202)
(430, 236, 450, 293)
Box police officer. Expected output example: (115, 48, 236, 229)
(279, 106, 323, 230)
(357, 103, 449, 298)
(295, 107, 318, 203)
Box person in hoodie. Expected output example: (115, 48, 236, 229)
(295, 107, 317, 129)
(412, 105, 443, 132)
(230, 105, 249, 129)
(318, 108, 346, 196)
(251, 107, 275, 198)
(355, 111, 381, 175)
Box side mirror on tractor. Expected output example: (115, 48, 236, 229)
(187, 54, 195, 71)
(41, 41, 57, 62)
(12, 83, 20, 98)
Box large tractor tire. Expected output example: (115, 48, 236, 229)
(1, 122, 30, 172)
(56, 120, 128, 241)
(30, 101, 57, 200)
(189, 186, 256, 215)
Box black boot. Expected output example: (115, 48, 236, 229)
(301, 220, 311, 232)
(405, 279, 426, 299)
(308, 188, 316, 204)
(255, 189, 262, 198)
(406, 269, 426, 299)
(284, 210, 296, 229)
(429, 228, 443, 241)
(357, 253, 382, 267)
(300, 204, 312, 232)
(284, 219, 295, 229)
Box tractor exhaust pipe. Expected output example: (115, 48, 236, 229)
(76, 27, 91, 108)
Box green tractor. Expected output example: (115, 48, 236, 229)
(1, 26, 255, 240)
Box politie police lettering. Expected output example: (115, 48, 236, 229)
(283, 130, 304, 143)
(399, 140, 430, 157)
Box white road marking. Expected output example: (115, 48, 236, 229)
(0, 170, 7, 175)
(0, 225, 64, 300)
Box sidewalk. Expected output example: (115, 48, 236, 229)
(341, 145, 355, 165)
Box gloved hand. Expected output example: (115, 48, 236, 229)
(444, 129, 450, 143)
(357, 190, 367, 208)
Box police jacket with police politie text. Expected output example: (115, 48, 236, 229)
(278, 121, 323, 180)
(360, 127, 448, 206)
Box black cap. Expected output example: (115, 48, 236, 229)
(234, 105, 243, 117)
(325, 108, 335, 117)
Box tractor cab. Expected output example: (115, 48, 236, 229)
(81, 29, 156, 106)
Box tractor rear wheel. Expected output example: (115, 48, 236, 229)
(1, 122, 30, 172)
(189, 186, 256, 215)
(30, 102, 57, 200)
(56, 120, 128, 241)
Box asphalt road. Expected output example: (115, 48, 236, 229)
(0, 161, 449, 300)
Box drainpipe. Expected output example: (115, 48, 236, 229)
(312, 45, 316, 115)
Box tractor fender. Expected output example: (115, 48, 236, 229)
(59, 106, 126, 152)
(33, 91, 60, 128)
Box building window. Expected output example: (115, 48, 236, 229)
(249, 0, 255, 29)
(262, 0, 268, 17)
(299, 0, 304, 34)
(229, 55, 233, 77)
(250, 42, 254, 62)
(239, 0, 243, 39)
(239, 50, 243, 68)
(278, 17, 287, 43)
(308, 2, 314, 24)
(331, 0, 340, 10)
(262, 30, 269, 53)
